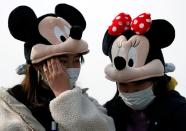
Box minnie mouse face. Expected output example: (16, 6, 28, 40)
(102, 13, 175, 83)
(8, 4, 89, 64)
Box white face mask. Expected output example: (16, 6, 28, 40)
(66, 68, 80, 89)
(42, 68, 80, 89)
(119, 86, 155, 110)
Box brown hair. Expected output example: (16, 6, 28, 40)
(21, 64, 44, 107)
(21, 55, 85, 107)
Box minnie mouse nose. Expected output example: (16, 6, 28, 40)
(114, 56, 126, 70)
(70, 26, 83, 40)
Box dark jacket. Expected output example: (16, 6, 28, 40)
(105, 90, 186, 131)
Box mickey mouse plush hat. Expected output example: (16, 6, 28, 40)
(102, 12, 175, 83)
(8, 4, 89, 64)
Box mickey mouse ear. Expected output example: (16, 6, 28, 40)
(55, 3, 86, 30)
(8, 6, 38, 42)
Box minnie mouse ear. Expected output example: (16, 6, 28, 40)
(145, 19, 175, 49)
(55, 3, 86, 30)
(102, 30, 117, 56)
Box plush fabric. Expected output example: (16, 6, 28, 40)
(108, 13, 151, 36)
(50, 87, 115, 131)
(8, 84, 55, 130)
(0, 87, 45, 131)
(8, 4, 89, 64)
(0, 87, 115, 131)
(31, 38, 88, 64)
(105, 59, 164, 83)
(102, 13, 175, 84)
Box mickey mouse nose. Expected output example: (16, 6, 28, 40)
(70, 26, 83, 40)
(114, 56, 126, 70)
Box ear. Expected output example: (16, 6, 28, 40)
(145, 19, 175, 49)
(102, 30, 117, 56)
(55, 3, 86, 30)
(8, 6, 38, 42)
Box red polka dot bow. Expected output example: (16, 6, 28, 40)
(108, 12, 152, 36)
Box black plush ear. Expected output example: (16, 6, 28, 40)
(55, 3, 86, 30)
(102, 30, 117, 56)
(145, 19, 175, 49)
(8, 6, 38, 42)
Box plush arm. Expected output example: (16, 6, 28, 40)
(49, 87, 115, 131)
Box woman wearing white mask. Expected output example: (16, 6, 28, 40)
(102, 12, 186, 131)
(0, 4, 115, 131)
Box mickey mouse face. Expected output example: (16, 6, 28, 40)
(38, 16, 71, 44)
(102, 13, 175, 83)
(8, 4, 89, 64)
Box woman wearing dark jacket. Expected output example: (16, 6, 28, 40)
(102, 12, 186, 131)
(105, 76, 186, 131)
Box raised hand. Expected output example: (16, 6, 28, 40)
(43, 58, 71, 97)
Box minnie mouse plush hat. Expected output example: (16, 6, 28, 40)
(102, 12, 175, 83)
(8, 4, 89, 64)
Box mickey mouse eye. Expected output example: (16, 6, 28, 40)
(128, 47, 136, 67)
(60, 36, 66, 42)
(54, 26, 68, 42)
(64, 25, 70, 36)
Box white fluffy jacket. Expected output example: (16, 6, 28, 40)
(0, 87, 115, 131)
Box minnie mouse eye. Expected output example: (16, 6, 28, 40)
(128, 59, 134, 67)
(128, 58, 134, 67)
(128, 47, 136, 67)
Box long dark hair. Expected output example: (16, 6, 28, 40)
(151, 75, 172, 96)
(21, 64, 45, 107)
(21, 55, 85, 107)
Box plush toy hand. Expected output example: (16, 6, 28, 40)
(43, 58, 70, 97)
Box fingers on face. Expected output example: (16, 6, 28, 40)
(43, 64, 49, 77)
(51, 58, 58, 72)
(43, 58, 65, 74)
(47, 59, 53, 74)
(43, 59, 54, 78)
(55, 58, 64, 71)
